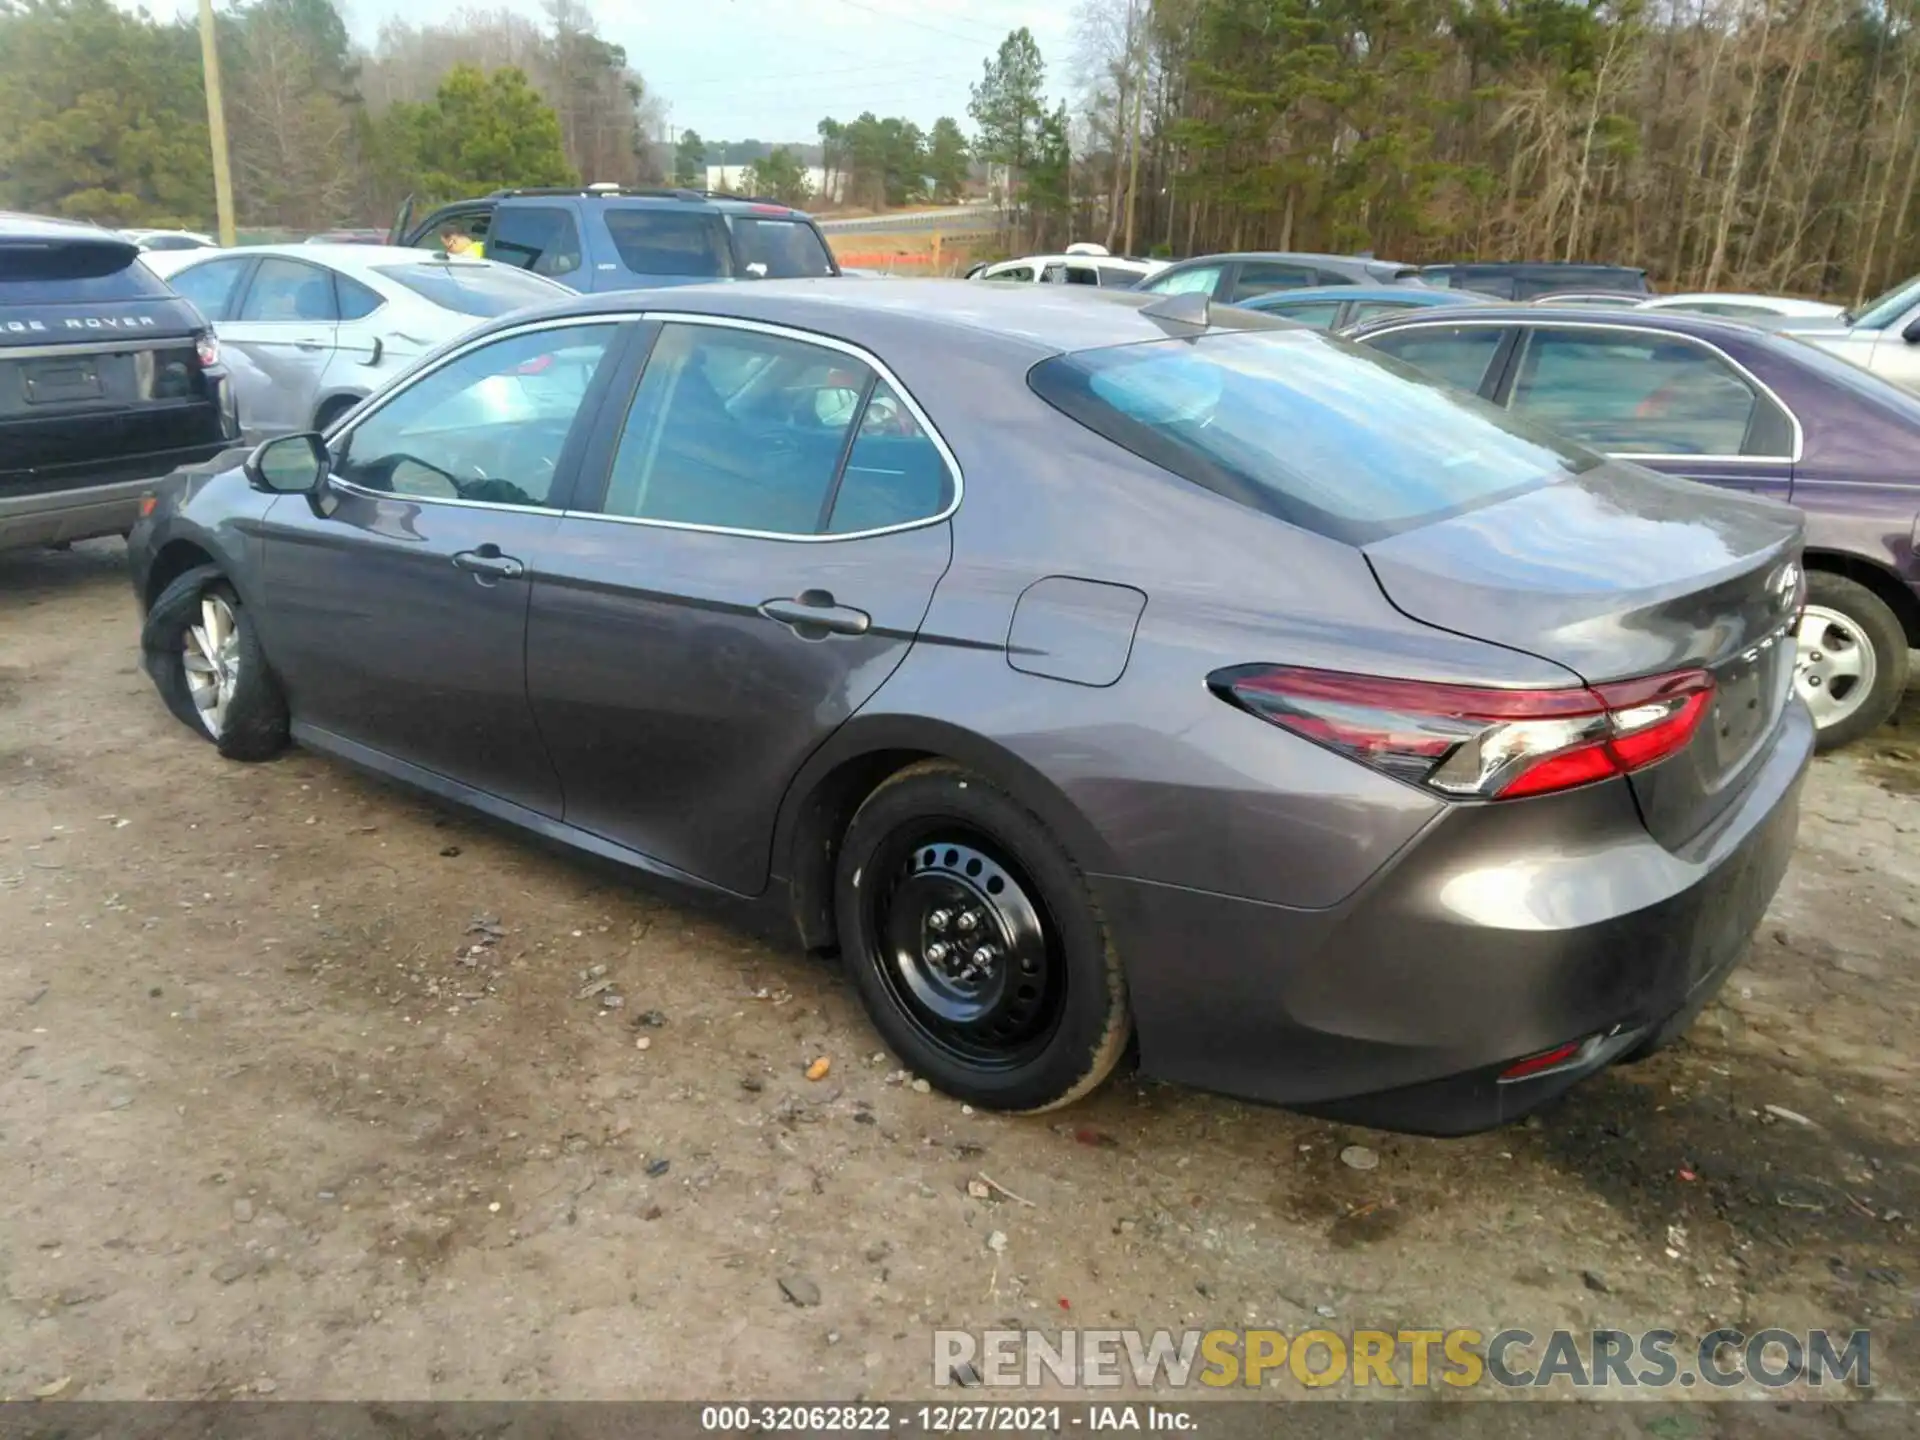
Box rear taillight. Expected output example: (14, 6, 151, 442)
(195, 331, 219, 368)
(1210, 664, 1713, 801)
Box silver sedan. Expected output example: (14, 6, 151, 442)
(141, 244, 573, 438)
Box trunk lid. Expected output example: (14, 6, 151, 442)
(1363, 463, 1805, 848)
(1, 228, 224, 493)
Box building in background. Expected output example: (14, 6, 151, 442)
(705, 163, 842, 205)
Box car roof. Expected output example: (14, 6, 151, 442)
(164, 242, 500, 271)
(488, 186, 818, 219)
(506, 276, 1291, 359)
(0, 210, 133, 244)
(1426, 261, 1647, 276)
(1643, 292, 1837, 308)
(1167, 250, 1406, 267)
(984, 254, 1157, 272)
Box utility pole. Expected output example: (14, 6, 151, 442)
(196, 0, 237, 247)
(1122, 0, 1148, 256)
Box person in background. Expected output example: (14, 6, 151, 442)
(439, 224, 484, 259)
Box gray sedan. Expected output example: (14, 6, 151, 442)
(142, 244, 573, 438)
(126, 280, 1810, 1135)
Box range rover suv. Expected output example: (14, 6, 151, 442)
(1, 213, 238, 554)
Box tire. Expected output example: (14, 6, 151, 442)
(313, 395, 359, 434)
(1798, 572, 1909, 751)
(833, 760, 1132, 1113)
(142, 565, 290, 762)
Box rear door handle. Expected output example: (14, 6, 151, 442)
(453, 546, 525, 581)
(758, 590, 871, 637)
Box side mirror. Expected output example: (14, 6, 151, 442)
(1902, 315, 1920, 343)
(244, 432, 329, 497)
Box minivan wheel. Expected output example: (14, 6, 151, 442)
(142, 566, 290, 761)
(834, 762, 1131, 1112)
(1795, 573, 1909, 750)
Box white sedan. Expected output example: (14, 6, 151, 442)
(142, 244, 572, 439)
(967, 243, 1167, 288)
(1636, 292, 1846, 320)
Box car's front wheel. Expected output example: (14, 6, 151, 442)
(834, 761, 1132, 1112)
(1795, 572, 1909, 750)
(142, 565, 289, 761)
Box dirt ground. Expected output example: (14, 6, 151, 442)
(2, 540, 1917, 1406)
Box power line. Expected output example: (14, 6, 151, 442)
(819, 0, 1011, 47)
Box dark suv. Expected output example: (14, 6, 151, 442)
(1, 213, 238, 554)
(1421, 262, 1651, 301)
(389, 186, 842, 292)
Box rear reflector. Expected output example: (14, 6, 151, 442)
(1499, 1041, 1586, 1081)
(1209, 664, 1713, 801)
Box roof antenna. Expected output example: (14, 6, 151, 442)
(1138, 290, 1210, 327)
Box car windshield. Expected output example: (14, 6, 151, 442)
(1844, 273, 1920, 328)
(371, 263, 568, 317)
(1027, 328, 1598, 545)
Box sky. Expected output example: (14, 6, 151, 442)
(137, 0, 1080, 143)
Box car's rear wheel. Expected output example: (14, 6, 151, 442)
(834, 762, 1131, 1112)
(143, 566, 289, 761)
(1795, 572, 1908, 750)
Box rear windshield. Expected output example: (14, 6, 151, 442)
(0, 240, 170, 300)
(1027, 329, 1598, 544)
(372, 263, 567, 317)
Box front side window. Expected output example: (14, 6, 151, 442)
(1507, 327, 1788, 457)
(987, 265, 1034, 282)
(598, 323, 949, 535)
(488, 206, 584, 280)
(333, 323, 616, 508)
(603, 209, 733, 278)
(1028, 327, 1595, 545)
(239, 259, 338, 322)
(167, 256, 251, 322)
(1142, 264, 1221, 296)
(1361, 323, 1507, 394)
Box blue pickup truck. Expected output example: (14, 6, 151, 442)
(389, 185, 842, 292)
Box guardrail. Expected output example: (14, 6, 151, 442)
(816, 205, 1003, 236)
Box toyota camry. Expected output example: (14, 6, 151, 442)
(127, 280, 1812, 1135)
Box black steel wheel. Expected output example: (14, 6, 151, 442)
(835, 761, 1131, 1111)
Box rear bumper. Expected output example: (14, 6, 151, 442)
(1094, 700, 1813, 1136)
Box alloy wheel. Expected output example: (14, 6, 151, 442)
(1794, 603, 1876, 732)
(182, 593, 241, 738)
(868, 831, 1065, 1069)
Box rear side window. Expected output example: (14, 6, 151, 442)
(373, 263, 568, 317)
(1362, 324, 1507, 394)
(166, 257, 251, 321)
(489, 206, 584, 280)
(1028, 329, 1594, 544)
(238, 259, 337, 321)
(0, 238, 170, 300)
(1229, 262, 1319, 301)
(1095, 265, 1142, 287)
(729, 217, 836, 279)
(1263, 300, 1341, 330)
(1348, 300, 1418, 324)
(1507, 328, 1791, 457)
(598, 323, 949, 535)
(603, 209, 733, 278)
(1142, 264, 1220, 297)
(335, 274, 384, 321)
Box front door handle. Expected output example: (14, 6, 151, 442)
(758, 589, 871, 638)
(295, 339, 327, 352)
(453, 546, 525, 581)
